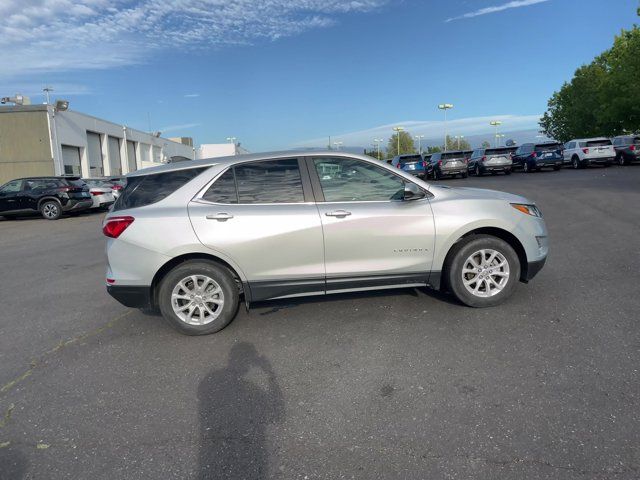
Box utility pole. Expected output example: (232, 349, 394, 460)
(374, 138, 384, 160)
(438, 104, 454, 151)
(490, 121, 503, 147)
(393, 126, 404, 156)
(43, 86, 53, 105)
(415, 135, 425, 155)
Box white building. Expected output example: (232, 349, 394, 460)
(0, 104, 195, 183)
(196, 142, 249, 159)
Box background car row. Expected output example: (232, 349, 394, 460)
(0, 176, 125, 220)
(391, 133, 639, 180)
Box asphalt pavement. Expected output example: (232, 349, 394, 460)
(0, 165, 639, 479)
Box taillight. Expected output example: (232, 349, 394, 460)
(531, 152, 537, 158)
(103, 216, 134, 238)
(480, 156, 486, 163)
(111, 184, 124, 191)
(582, 148, 589, 154)
(630, 145, 636, 151)
(422, 161, 427, 167)
(90, 190, 102, 196)
(438, 160, 442, 166)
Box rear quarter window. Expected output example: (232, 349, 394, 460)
(113, 167, 207, 211)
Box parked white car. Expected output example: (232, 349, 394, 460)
(83, 179, 115, 210)
(563, 138, 616, 169)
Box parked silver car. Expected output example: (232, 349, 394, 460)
(83, 179, 115, 210)
(103, 151, 548, 335)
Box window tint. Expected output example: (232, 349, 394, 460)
(113, 167, 207, 211)
(24, 179, 60, 191)
(202, 169, 238, 204)
(313, 158, 404, 202)
(234, 159, 304, 204)
(442, 152, 466, 160)
(535, 143, 563, 152)
(398, 155, 422, 164)
(586, 139, 612, 147)
(0, 180, 22, 193)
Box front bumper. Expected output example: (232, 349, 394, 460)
(107, 284, 151, 308)
(524, 257, 546, 282)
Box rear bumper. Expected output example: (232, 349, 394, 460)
(482, 165, 512, 172)
(107, 285, 151, 308)
(586, 157, 614, 165)
(63, 199, 93, 212)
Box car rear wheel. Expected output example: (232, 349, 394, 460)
(504, 169, 511, 175)
(158, 260, 239, 335)
(445, 235, 520, 308)
(553, 165, 561, 171)
(40, 200, 62, 220)
(572, 156, 581, 169)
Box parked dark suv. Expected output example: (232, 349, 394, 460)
(0, 176, 93, 220)
(512, 142, 563, 173)
(427, 151, 469, 179)
(612, 135, 640, 165)
(390, 154, 427, 178)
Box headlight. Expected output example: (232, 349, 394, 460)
(511, 203, 542, 217)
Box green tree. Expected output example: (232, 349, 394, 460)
(363, 148, 384, 160)
(481, 141, 491, 148)
(540, 24, 640, 141)
(386, 131, 416, 157)
(425, 145, 442, 154)
(445, 135, 471, 151)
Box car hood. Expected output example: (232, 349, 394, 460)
(429, 185, 531, 204)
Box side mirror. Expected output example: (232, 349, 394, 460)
(404, 182, 426, 201)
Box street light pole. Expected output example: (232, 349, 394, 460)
(333, 141, 343, 151)
(438, 104, 454, 151)
(392, 126, 404, 156)
(415, 135, 425, 155)
(374, 138, 383, 160)
(43, 86, 53, 105)
(490, 121, 502, 147)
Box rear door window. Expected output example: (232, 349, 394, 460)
(202, 169, 238, 204)
(113, 167, 207, 211)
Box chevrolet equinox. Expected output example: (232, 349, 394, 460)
(104, 151, 548, 335)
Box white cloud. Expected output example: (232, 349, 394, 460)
(446, 0, 550, 22)
(158, 122, 201, 133)
(183, 93, 200, 98)
(294, 114, 543, 148)
(0, 0, 387, 79)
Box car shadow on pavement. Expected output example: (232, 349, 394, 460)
(197, 342, 284, 479)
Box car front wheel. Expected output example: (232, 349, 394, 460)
(158, 260, 240, 335)
(445, 235, 521, 308)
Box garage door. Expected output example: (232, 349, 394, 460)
(86, 132, 104, 176)
(61, 145, 81, 176)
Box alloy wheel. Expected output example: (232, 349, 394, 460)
(42, 203, 59, 219)
(171, 275, 224, 325)
(461, 249, 510, 298)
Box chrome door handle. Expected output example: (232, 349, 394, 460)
(206, 212, 234, 221)
(325, 210, 351, 218)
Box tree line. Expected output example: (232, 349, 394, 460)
(540, 10, 639, 142)
(363, 133, 479, 160)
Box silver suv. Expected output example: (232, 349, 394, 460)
(104, 152, 548, 335)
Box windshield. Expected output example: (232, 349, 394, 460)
(586, 139, 612, 147)
(442, 152, 466, 160)
(485, 148, 512, 155)
(399, 155, 422, 164)
(535, 143, 563, 152)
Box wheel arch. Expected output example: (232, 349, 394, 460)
(150, 252, 250, 309)
(37, 196, 62, 209)
(439, 226, 529, 289)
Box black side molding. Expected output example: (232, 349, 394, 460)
(107, 285, 151, 309)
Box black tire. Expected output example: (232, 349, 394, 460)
(445, 235, 521, 308)
(158, 260, 240, 335)
(553, 165, 561, 171)
(504, 169, 512, 175)
(490, 171, 497, 175)
(523, 162, 531, 173)
(434, 169, 441, 180)
(475, 165, 482, 177)
(40, 200, 62, 220)
(572, 156, 581, 169)
(461, 172, 468, 179)
(604, 162, 611, 168)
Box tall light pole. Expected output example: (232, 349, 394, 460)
(373, 138, 384, 160)
(393, 126, 404, 156)
(43, 86, 53, 105)
(438, 103, 454, 151)
(226, 136, 236, 144)
(333, 141, 343, 151)
(414, 135, 425, 155)
(495, 134, 505, 146)
(455, 135, 465, 150)
(490, 121, 502, 147)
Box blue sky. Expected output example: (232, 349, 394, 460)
(0, 0, 636, 150)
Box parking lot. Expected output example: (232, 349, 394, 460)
(0, 165, 639, 479)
